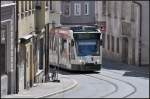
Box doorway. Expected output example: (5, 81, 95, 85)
(122, 38, 128, 63)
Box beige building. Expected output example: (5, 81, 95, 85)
(34, 1, 62, 83)
(49, 1, 61, 27)
(34, 1, 52, 83)
(17, 1, 63, 92)
(17, 1, 36, 91)
(95, 1, 149, 66)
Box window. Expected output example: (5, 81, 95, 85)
(64, 3, 70, 16)
(25, 1, 27, 11)
(32, 1, 35, 14)
(114, 1, 117, 18)
(84, 2, 89, 15)
(121, 2, 126, 20)
(111, 36, 114, 52)
(50, 1, 52, 11)
(21, 1, 24, 12)
(32, 1, 35, 9)
(35, 1, 41, 10)
(131, 3, 135, 21)
(46, 1, 48, 7)
(107, 34, 110, 50)
(29, 1, 32, 15)
(29, 1, 31, 10)
(116, 37, 119, 53)
(102, 1, 106, 16)
(107, 1, 111, 17)
(74, 3, 81, 16)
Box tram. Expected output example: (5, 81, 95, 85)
(49, 25, 102, 71)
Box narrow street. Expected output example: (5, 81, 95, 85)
(1, 1, 149, 98)
(46, 59, 149, 98)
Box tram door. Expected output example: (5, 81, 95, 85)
(122, 38, 128, 63)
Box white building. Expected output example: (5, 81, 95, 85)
(95, 1, 149, 66)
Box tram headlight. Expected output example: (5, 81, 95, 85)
(79, 60, 85, 64)
(97, 60, 100, 63)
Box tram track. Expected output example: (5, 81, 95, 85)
(83, 74, 119, 98)
(86, 73, 137, 98)
(56, 68, 137, 98)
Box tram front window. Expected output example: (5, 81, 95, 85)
(73, 33, 100, 56)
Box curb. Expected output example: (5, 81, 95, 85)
(38, 77, 78, 98)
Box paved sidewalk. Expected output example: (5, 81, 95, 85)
(3, 74, 78, 98)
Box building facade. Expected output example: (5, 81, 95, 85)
(96, 1, 149, 66)
(34, 1, 50, 83)
(60, 1, 95, 25)
(17, 1, 36, 91)
(135, 1, 149, 66)
(49, 1, 61, 27)
(1, 1, 16, 96)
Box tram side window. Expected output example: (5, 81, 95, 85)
(54, 37, 57, 51)
(70, 44, 75, 59)
(50, 34, 54, 50)
(61, 39, 67, 54)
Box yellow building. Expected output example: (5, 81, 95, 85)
(17, 1, 62, 92)
(17, 1, 36, 91)
(34, 1, 50, 83)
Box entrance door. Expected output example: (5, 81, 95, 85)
(122, 38, 128, 63)
(25, 43, 31, 89)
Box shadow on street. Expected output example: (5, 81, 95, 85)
(49, 66, 100, 75)
(102, 58, 149, 79)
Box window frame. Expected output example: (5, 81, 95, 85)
(74, 3, 81, 16)
(64, 2, 71, 16)
(84, 2, 89, 15)
(102, 1, 106, 16)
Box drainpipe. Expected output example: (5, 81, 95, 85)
(133, 1, 142, 66)
(15, 1, 19, 93)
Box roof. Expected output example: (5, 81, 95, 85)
(49, 28, 70, 39)
(69, 25, 99, 32)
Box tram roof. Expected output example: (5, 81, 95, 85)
(49, 27, 70, 39)
(69, 25, 99, 32)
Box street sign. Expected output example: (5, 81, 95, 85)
(99, 21, 106, 32)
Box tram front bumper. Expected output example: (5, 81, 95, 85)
(71, 63, 101, 71)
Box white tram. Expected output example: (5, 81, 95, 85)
(49, 25, 102, 71)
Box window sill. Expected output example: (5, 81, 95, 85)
(84, 14, 89, 16)
(74, 15, 81, 16)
